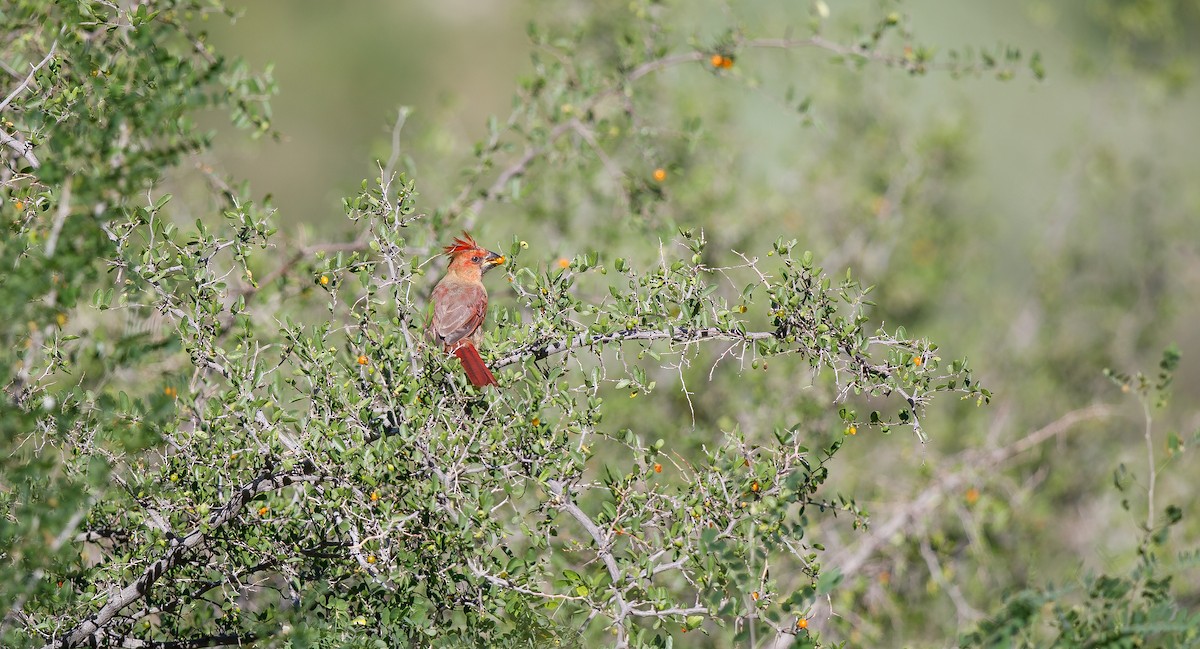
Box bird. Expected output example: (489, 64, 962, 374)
(430, 232, 506, 387)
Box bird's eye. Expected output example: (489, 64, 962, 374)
(471, 255, 482, 263)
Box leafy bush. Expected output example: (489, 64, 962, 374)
(2, 2, 1195, 649)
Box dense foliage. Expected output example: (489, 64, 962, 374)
(1, 1, 1196, 648)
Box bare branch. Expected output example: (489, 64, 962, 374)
(381, 106, 411, 189)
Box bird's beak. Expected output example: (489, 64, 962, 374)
(483, 250, 505, 272)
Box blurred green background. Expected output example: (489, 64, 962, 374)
(203, 0, 1200, 378)
(201, 0, 1200, 642)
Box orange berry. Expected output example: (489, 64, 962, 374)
(319, 275, 330, 286)
(367, 554, 376, 564)
(370, 491, 380, 502)
(557, 257, 570, 269)
(847, 425, 857, 436)
(913, 356, 923, 366)
(710, 53, 724, 68)
(357, 354, 369, 366)
(15, 201, 24, 210)
(720, 56, 734, 69)
(163, 386, 177, 398)
(752, 591, 759, 601)
(654, 463, 663, 473)
(652, 168, 667, 182)
(797, 618, 808, 630)
(258, 506, 269, 516)
(965, 487, 980, 505)
(751, 481, 760, 492)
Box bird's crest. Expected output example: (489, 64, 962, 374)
(443, 232, 479, 256)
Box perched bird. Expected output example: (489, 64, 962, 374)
(430, 233, 506, 387)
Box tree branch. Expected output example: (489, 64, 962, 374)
(0, 41, 58, 113)
(0, 41, 58, 171)
(1, 128, 40, 170)
(491, 327, 775, 369)
(42, 469, 325, 649)
(455, 119, 575, 226)
(546, 479, 632, 649)
(111, 631, 262, 649)
(830, 404, 1111, 579)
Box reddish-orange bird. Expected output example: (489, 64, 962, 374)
(430, 233, 506, 387)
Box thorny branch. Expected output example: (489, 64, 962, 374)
(41, 469, 326, 649)
(16, 20, 1018, 649)
(0, 41, 58, 170)
(492, 327, 776, 369)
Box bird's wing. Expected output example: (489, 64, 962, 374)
(431, 281, 487, 346)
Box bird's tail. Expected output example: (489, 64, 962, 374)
(453, 343, 497, 387)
